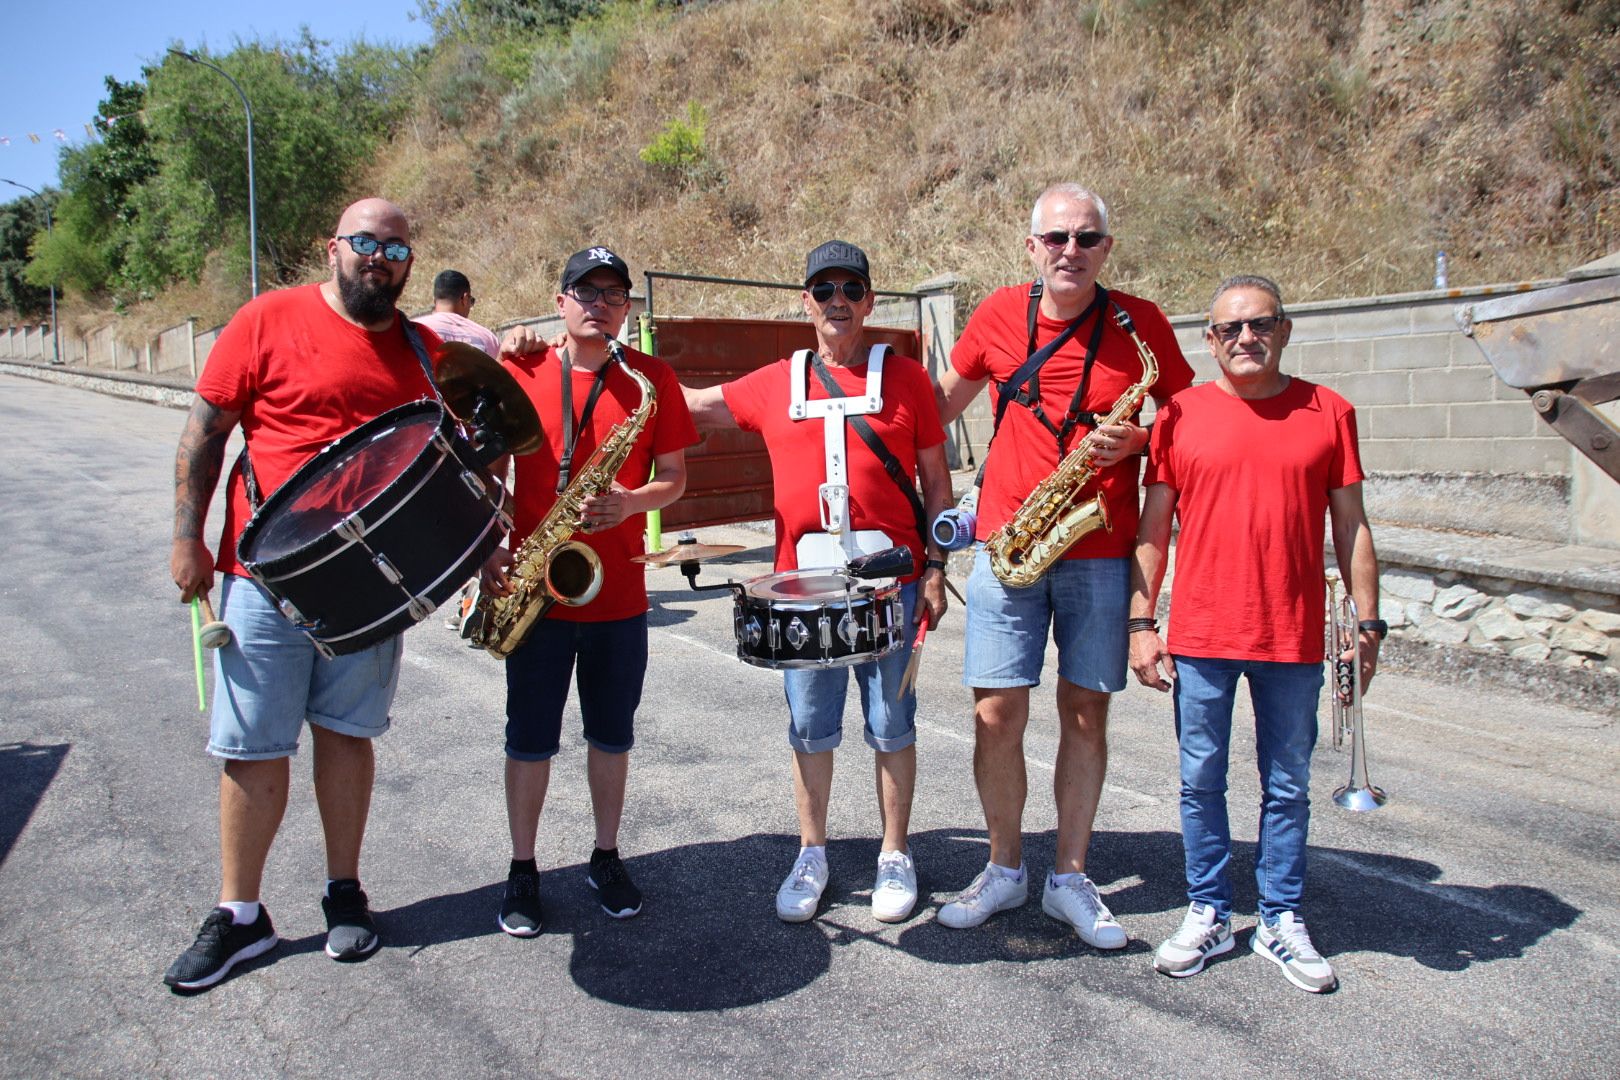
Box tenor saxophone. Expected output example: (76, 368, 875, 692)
(470, 339, 657, 658)
(985, 305, 1159, 588)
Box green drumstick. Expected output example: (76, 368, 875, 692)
(191, 597, 207, 712)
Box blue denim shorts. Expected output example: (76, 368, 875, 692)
(782, 581, 918, 754)
(504, 614, 647, 760)
(962, 547, 1129, 693)
(208, 574, 402, 760)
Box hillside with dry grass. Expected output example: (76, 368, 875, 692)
(101, 0, 1620, 336)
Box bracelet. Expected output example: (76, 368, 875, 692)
(924, 558, 947, 573)
(1126, 617, 1158, 634)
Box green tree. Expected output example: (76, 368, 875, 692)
(0, 195, 53, 318)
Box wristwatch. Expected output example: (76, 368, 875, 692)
(1358, 619, 1389, 640)
(924, 558, 947, 573)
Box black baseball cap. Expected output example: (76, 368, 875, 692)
(804, 240, 870, 285)
(561, 246, 632, 291)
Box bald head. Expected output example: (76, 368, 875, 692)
(335, 198, 411, 243)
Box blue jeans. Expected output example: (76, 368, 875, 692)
(504, 614, 647, 760)
(783, 582, 918, 753)
(1172, 655, 1324, 923)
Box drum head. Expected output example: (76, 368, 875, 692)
(246, 409, 441, 563)
(744, 570, 853, 601)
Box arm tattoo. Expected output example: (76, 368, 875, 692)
(173, 397, 240, 542)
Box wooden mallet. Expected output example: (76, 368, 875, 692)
(195, 593, 232, 649)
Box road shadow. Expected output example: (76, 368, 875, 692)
(0, 741, 69, 868)
(898, 828, 1578, 974)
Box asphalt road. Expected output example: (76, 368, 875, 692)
(1, 374, 1615, 1079)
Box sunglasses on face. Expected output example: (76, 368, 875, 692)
(338, 234, 412, 262)
(1210, 316, 1283, 342)
(1036, 229, 1108, 250)
(809, 280, 869, 304)
(567, 284, 631, 306)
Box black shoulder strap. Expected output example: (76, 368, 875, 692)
(993, 282, 1106, 436)
(808, 349, 929, 554)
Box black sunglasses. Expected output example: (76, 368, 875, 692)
(809, 280, 869, 304)
(1036, 229, 1108, 250)
(567, 284, 631, 307)
(1210, 316, 1283, 342)
(339, 234, 412, 262)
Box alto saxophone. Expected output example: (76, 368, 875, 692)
(986, 304, 1160, 588)
(470, 339, 657, 658)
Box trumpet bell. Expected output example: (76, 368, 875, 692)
(1332, 781, 1388, 813)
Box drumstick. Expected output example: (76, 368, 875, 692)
(895, 608, 933, 701)
(196, 593, 233, 649)
(190, 598, 207, 712)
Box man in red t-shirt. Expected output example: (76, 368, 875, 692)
(683, 241, 952, 925)
(934, 183, 1194, 947)
(165, 198, 439, 991)
(1130, 274, 1382, 993)
(480, 247, 697, 935)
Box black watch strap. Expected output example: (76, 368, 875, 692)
(924, 558, 947, 572)
(1358, 619, 1389, 640)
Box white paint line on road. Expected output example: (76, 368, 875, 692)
(1315, 849, 1534, 927)
(75, 470, 116, 493)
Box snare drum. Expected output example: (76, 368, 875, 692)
(237, 400, 511, 657)
(733, 568, 905, 669)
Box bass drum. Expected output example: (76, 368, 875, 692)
(237, 400, 510, 657)
(733, 568, 904, 669)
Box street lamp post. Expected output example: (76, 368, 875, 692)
(1, 177, 61, 364)
(168, 48, 258, 298)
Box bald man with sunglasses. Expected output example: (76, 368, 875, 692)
(933, 183, 1194, 947)
(683, 240, 952, 925)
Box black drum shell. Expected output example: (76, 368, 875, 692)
(732, 570, 904, 670)
(236, 400, 508, 655)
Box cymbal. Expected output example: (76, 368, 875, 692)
(435, 342, 544, 456)
(632, 541, 746, 567)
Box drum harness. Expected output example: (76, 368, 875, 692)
(791, 343, 929, 569)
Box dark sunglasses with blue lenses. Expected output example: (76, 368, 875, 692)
(809, 280, 869, 304)
(339, 234, 413, 262)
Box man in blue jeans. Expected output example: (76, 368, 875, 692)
(1129, 274, 1383, 993)
(683, 241, 952, 923)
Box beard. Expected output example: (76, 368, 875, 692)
(336, 261, 409, 325)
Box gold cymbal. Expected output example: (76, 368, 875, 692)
(435, 342, 544, 457)
(632, 541, 747, 567)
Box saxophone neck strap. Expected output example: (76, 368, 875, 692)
(556, 345, 614, 495)
(992, 284, 1109, 452)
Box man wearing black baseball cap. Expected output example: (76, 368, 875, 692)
(481, 245, 698, 937)
(682, 240, 952, 926)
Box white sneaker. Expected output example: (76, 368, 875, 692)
(871, 850, 918, 923)
(1154, 901, 1234, 977)
(776, 852, 830, 923)
(1041, 871, 1128, 949)
(938, 862, 1028, 929)
(1252, 911, 1337, 992)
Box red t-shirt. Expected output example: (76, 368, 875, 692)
(1146, 378, 1365, 663)
(723, 353, 945, 582)
(503, 345, 699, 622)
(195, 284, 444, 577)
(950, 284, 1194, 558)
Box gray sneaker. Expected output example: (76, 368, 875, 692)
(938, 862, 1028, 929)
(1253, 912, 1337, 992)
(1154, 902, 1233, 977)
(1041, 871, 1127, 949)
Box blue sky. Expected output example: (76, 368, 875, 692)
(0, 0, 433, 201)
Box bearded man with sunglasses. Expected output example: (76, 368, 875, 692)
(683, 240, 952, 924)
(482, 247, 697, 936)
(165, 198, 443, 991)
(933, 183, 1193, 946)
(1130, 275, 1380, 993)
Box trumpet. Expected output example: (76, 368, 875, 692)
(1327, 578, 1387, 812)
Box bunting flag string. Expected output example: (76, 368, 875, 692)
(0, 111, 145, 150)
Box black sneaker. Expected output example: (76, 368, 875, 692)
(163, 906, 278, 991)
(321, 879, 380, 961)
(588, 848, 642, 918)
(499, 866, 543, 937)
